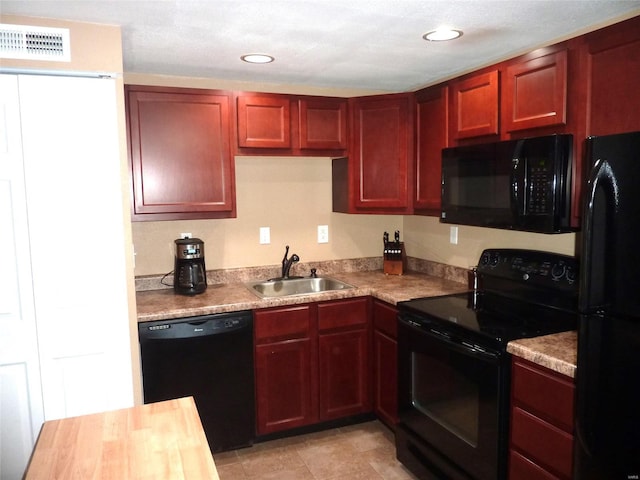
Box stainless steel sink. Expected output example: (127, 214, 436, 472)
(246, 276, 354, 298)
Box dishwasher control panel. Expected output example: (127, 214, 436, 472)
(139, 311, 253, 340)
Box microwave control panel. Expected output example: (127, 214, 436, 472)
(526, 158, 552, 214)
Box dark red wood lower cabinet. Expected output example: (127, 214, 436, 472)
(318, 329, 369, 420)
(372, 299, 398, 427)
(509, 358, 575, 479)
(254, 298, 371, 435)
(255, 338, 316, 435)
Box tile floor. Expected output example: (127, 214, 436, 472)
(213, 421, 419, 480)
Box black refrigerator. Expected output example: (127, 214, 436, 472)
(575, 131, 640, 479)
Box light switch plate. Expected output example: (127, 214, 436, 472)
(259, 227, 270, 244)
(450, 226, 458, 245)
(318, 225, 329, 243)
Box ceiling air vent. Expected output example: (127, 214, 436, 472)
(0, 24, 70, 61)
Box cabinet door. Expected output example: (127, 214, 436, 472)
(126, 86, 235, 220)
(237, 94, 291, 148)
(415, 85, 448, 213)
(373, 330, 397, 427)
(318, 329, 369, 421)
(317, 298, 370, 420)
(451, 70, 499, 139)
(585, 16, 640, 136)
(298, 97, 347, 149)
(504, 49, 567, 132)
(372, 300, 398, 427)
(350, 94, 413, 211)
(255, 338, 316, 435)
(254, 305, 316, 435)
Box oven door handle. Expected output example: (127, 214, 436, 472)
(427, 327, 501, 363)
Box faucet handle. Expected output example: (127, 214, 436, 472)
(310, 268, 317, 278)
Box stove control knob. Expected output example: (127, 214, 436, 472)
(551, 263, 566, 280)
(566, 267, 577, 284)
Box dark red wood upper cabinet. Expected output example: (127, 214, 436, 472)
(584, 16, 640, 136)
(415, 85, 448, 214)
(125, 85, 236, 221)
(237, 94, 291, 148)
(504, 49, 568, 132)
(451, 70, 499, 140)
(298, 97, 348, 149)
(344, 93, 413, 212)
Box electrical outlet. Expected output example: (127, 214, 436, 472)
(318, 225, 329, 243)
(259, 227, 270, 245)
(180, 232, 192, 239)
(450, 226, 459, 245)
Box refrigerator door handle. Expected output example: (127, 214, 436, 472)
(579, 157, 615, 313)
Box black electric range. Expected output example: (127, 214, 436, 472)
(399, 248, 579, 348)
(396, 249, 579, 480)
(399, 289, 578, 350)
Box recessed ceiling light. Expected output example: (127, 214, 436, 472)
(423, 29, 463, 42)
(241, 54, 275, 64)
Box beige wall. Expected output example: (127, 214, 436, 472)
(404, 216, 577, 269)
(132, 156, 403, 275)
(0, 15, 123, 73)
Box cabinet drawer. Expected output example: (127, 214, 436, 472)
(318, 298, 368, 331)
(373, 300, 397, 339)
(512, 360, 574, 431)
(511, 407, 573, 478)
(509, 450, 560, 480)
(254, 306, 311, 343)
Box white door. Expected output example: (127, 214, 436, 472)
(0, 73, 134, 478)
(17, 74, 134, 421)
(0, 75, 45, 479)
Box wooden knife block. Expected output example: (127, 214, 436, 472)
(383, 242, 406, 275)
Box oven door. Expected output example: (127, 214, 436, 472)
(397, 314, 508, 480)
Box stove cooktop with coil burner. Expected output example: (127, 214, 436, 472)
(398, 249, 579, 348)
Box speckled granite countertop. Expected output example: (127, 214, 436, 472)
(135, 269, 469, 322)
(136, 262, 577, 377)
(507, 331, 577, 378)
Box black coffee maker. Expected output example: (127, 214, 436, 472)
(174, 238, 207, 295)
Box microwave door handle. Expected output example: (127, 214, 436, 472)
(511, 140, 526, 216)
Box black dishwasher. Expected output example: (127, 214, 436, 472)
(138, 310, 255, 452)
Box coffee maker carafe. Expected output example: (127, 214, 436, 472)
(174, 238, 207, 295)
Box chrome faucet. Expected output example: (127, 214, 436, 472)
(281, 245, 300, 279)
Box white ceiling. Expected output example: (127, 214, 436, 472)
(2, 0, 639, 92)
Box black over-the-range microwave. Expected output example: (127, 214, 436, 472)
(440, 133, 574, 234)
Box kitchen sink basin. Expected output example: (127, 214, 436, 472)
(246, 276, 354, 298)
